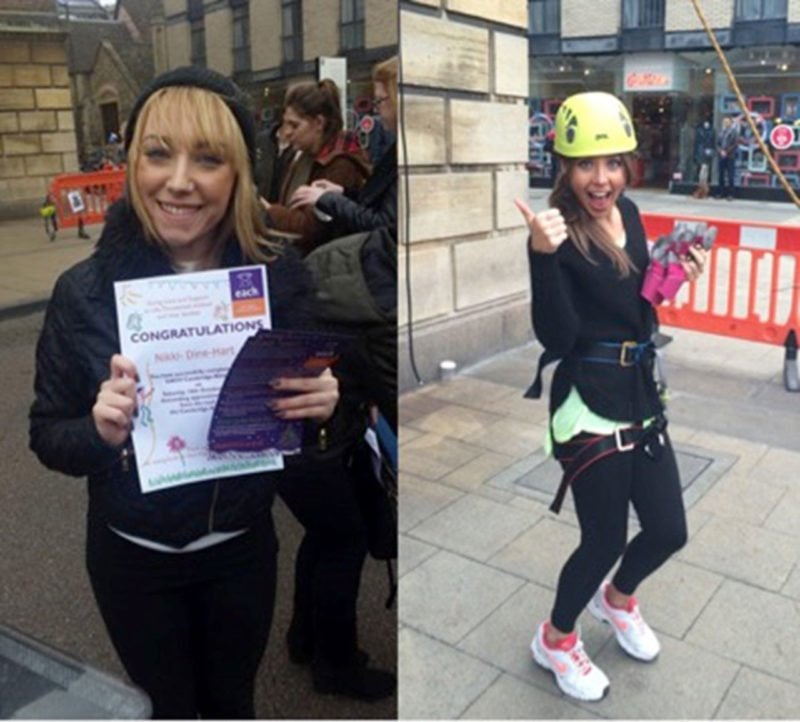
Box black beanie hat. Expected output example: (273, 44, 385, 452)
(124, 66, 256, 171)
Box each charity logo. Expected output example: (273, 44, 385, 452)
(229, 269, 266, 318)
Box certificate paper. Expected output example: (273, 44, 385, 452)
(115, 266, 283, 494)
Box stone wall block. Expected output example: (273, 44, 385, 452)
(205, 7, 233, 76)
(19, 111, 57, 132)
(0, 156, 26, 178)
(0, 42, 30, 64)
(408, 0, 440, 6)
(400, 11, 489, 92)
(399, 246, 454, 325)
(0, 112, 19, 133)
(164, 23, 191, 67)
(31, 43, 66, 64)
(399, 95, 447, 166)
(450, 100, 528, 164)
(1, 175, 46, 202)
(25, 154, 63, 176)
(163, 0, 186, 15)
(495, 170, 530, 229)
(562, 0, 619, 36)
(13, 65, 52, 87)
(57, 110, 75, 131)
(40, 132, 77, 153)
(303, 2, 339, 60)
(366, 0, 399, 47)
(51, 65, 70, 87)
(62, 152, 80, 173)
(0, 89, 36, 111)
(407, 172, 493, 242)
(34, 88, 73, 110)
(446, 0, 528, 28)
(454, 232, 530, 309)
(493, 32, 529, 97)
(0, 65, 12, 87)
(249, 0, 281, 71)
(4, 134, 41, 155)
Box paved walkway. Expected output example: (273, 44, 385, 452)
(398, 193, 800, 719)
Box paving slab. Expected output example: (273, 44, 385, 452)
(461, 416, 544, 459)
(438, 450, 517, 493)
(633, 558, 724, 639)
(398, 628, 499, 721)
(399, 474, 463, 533)
(693, 472, 785, 525)
(678, 515, 798, 591)
(398, 535, 438, 578)
(781, 563, 800, 601)
(584, 635, 739, 720)
(399, 432, 484, 481)
(687, 579, 800, 685)
(399, 550, 525, 645)
(763, 487, 800, 538)
(461, 672, 600, 720)
(714, 666, 800, 720)
(408, 494, 536, 563)
(488, 516, 580, 589)
(407, 403, 507, 440)
(399, 425, 424, 446)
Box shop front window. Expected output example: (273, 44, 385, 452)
(735, 0, 787, 20)
(622, 0, 664, 28)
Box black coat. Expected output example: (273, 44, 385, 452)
(528, 195, 662, 422)
(29, 201, 365, 547)
(316, 140, 397, 237)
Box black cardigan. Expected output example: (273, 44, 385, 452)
(528, 195, 663, 422)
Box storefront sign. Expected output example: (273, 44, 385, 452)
(623, 54, 688, 93)
(770, 124, 795, 150)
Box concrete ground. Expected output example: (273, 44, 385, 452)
(398, 191, 800, 719)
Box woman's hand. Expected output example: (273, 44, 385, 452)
(270, 367, 339, 423)
(93, 354, 138, 447)
(288, 184, 327, 209)
(682, 246, 707, 282)
(513, 198, 568, 254)
(311, 179, 343, 194)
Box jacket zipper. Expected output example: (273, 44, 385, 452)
(208, 481, 220, 533)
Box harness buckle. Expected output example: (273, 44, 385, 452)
(619, 341, 638, 367)
(614, 427, 636, 452)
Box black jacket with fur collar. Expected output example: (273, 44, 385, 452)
(29, 201, 364, 547)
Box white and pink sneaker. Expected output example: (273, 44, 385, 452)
(587, 581, 660, 661)
(531, 621, 610, 701)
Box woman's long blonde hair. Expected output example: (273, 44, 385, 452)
(126, 86, 278, 262)
(549, 154, 637, 276)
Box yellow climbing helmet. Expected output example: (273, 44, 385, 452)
(554, 91, 637, 157)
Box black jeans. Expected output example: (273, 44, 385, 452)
(550, 432, 687, 633)
(86, 514, 277, 719)
(718, 154, 736, 197)
(278, 455, 368, 663)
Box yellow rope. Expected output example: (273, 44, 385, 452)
(690, 0, 800, 208)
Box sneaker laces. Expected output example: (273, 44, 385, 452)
(568, 640, 594, 677)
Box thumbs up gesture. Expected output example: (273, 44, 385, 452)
(514, 198, 568, 254)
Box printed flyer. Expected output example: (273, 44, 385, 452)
(114, 266, 283, 493)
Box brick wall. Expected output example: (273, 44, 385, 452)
(0, 37, 78, 216)
(398, 0, 530, 390)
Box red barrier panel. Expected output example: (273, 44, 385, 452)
(48, 169, 126, 228)
(640, 212, 800, 345)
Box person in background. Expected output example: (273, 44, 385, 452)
(28, 66, 342, 719)
(514, 91, 706, 703)
(716, 115, 739, 200)
(262, 79, 371, 255)
(255, 116, 294, 204)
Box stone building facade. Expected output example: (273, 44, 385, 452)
(155, 0, 398, 126)
(0, 9, 77, 217)
(398, 0, 530, 390)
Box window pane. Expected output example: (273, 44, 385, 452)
(544, 0, 558, 32)
(529, 2, 544, 33)
(737, 0, 761, 19)
(763, 0, 787, 18)
(282, 6, 293, 33)
(341, 0, 354, 23)
(356, 0, 365, 21)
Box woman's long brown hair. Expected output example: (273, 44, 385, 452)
(549, 154, 637, 277)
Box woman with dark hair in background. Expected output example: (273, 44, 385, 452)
(262, 79, 371, 255)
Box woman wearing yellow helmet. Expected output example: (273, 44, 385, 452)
(514, 91, 706, 702)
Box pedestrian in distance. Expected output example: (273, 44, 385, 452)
(514, 91, 707, 702)
(262, 79, 371, 256)
(28, 66, 343, 719)
(716, 115, 739, 200)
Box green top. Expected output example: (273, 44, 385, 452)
(544, 386, 653, 456)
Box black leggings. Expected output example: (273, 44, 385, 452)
(550, 431, 688, 633)
(278, 456, 368, 663)
(86, 515, 277, 719)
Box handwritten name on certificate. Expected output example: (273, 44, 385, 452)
(114, 266, 283, 494)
